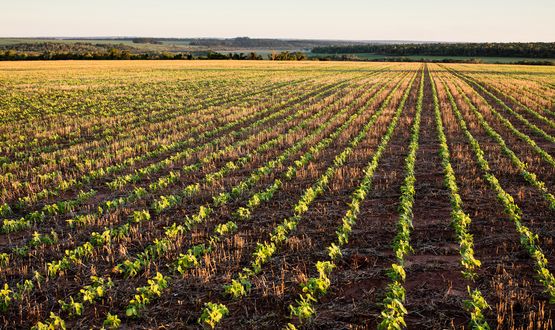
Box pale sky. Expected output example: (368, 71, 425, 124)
(1, 0, 554, 42)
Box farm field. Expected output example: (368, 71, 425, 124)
(0, 60, 554, 329)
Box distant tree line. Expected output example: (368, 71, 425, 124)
(0, 42, 137, 54)
(0, 45, 306, 61)
(312, 54, 554, 65)
(0, 49, 192, 61)
(2, 41, 553, 65)
(199, 51, 306, 60)
(200, 52, 264, 60)
(131, 38, 163, 44)
(0, 42, 196, 60)
(312, 43, 555, 58)
(190, 51, 307, 60)
(268, 51, 307, 60)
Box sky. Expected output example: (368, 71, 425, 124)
(1, 0, 554, 42)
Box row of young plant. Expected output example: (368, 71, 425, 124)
(0, 115, 273, 260)
(27, 72, 395, 329)
(465, 76, 555, 165)
(25, 77, 370, 275)
(0, 70, 286, 157)
(440, 76, 555, 303)
(467, 74, 555, 130)
(35, 222, 240, 330)
(446, 68, 555, 144)
(1, 95, 262, 232)
(13, 77, 314, 178)
(0, 118, 290, 321)
(1, 93, 281, 209)
(197, 72, 417, 329)
(4, 73, 343, 169)
(375, 69, 424, 330)
(441, 70, 555, 169)
(233, 74, 397, 223)
(0, 189, 97, 234)
(452, 75, 555, 167)
(509, 71, 555, 96)
(124, 221, 239, 318)
(0, 78, 318, 210)
(521, 85, 555, 117)
(2, 67, 355, 130)
(0, 72, 225, 129)
(285, 69, 420, 330)
(11, 77, 349, 204)
(448, 76, 555, 209)
(475, 75, 555, 119)
(2, 83, 346, 282)
(110, 74, 389, 279)
(102, 77, 358, 191)
(0, 75, 276, 167)
(0, 74, 375, 271)
(519, 88, 555, 118)
(33, 276, 115, 329)
(0, 77, 356, 240)
(0, 77, 273, 184)
(429, 69, 490, 329)
(0, 74, 326, 204)
(8, 74, 386, 321)
(102, 71, 404, 328)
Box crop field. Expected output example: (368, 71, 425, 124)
(0, 60, 554, 329)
